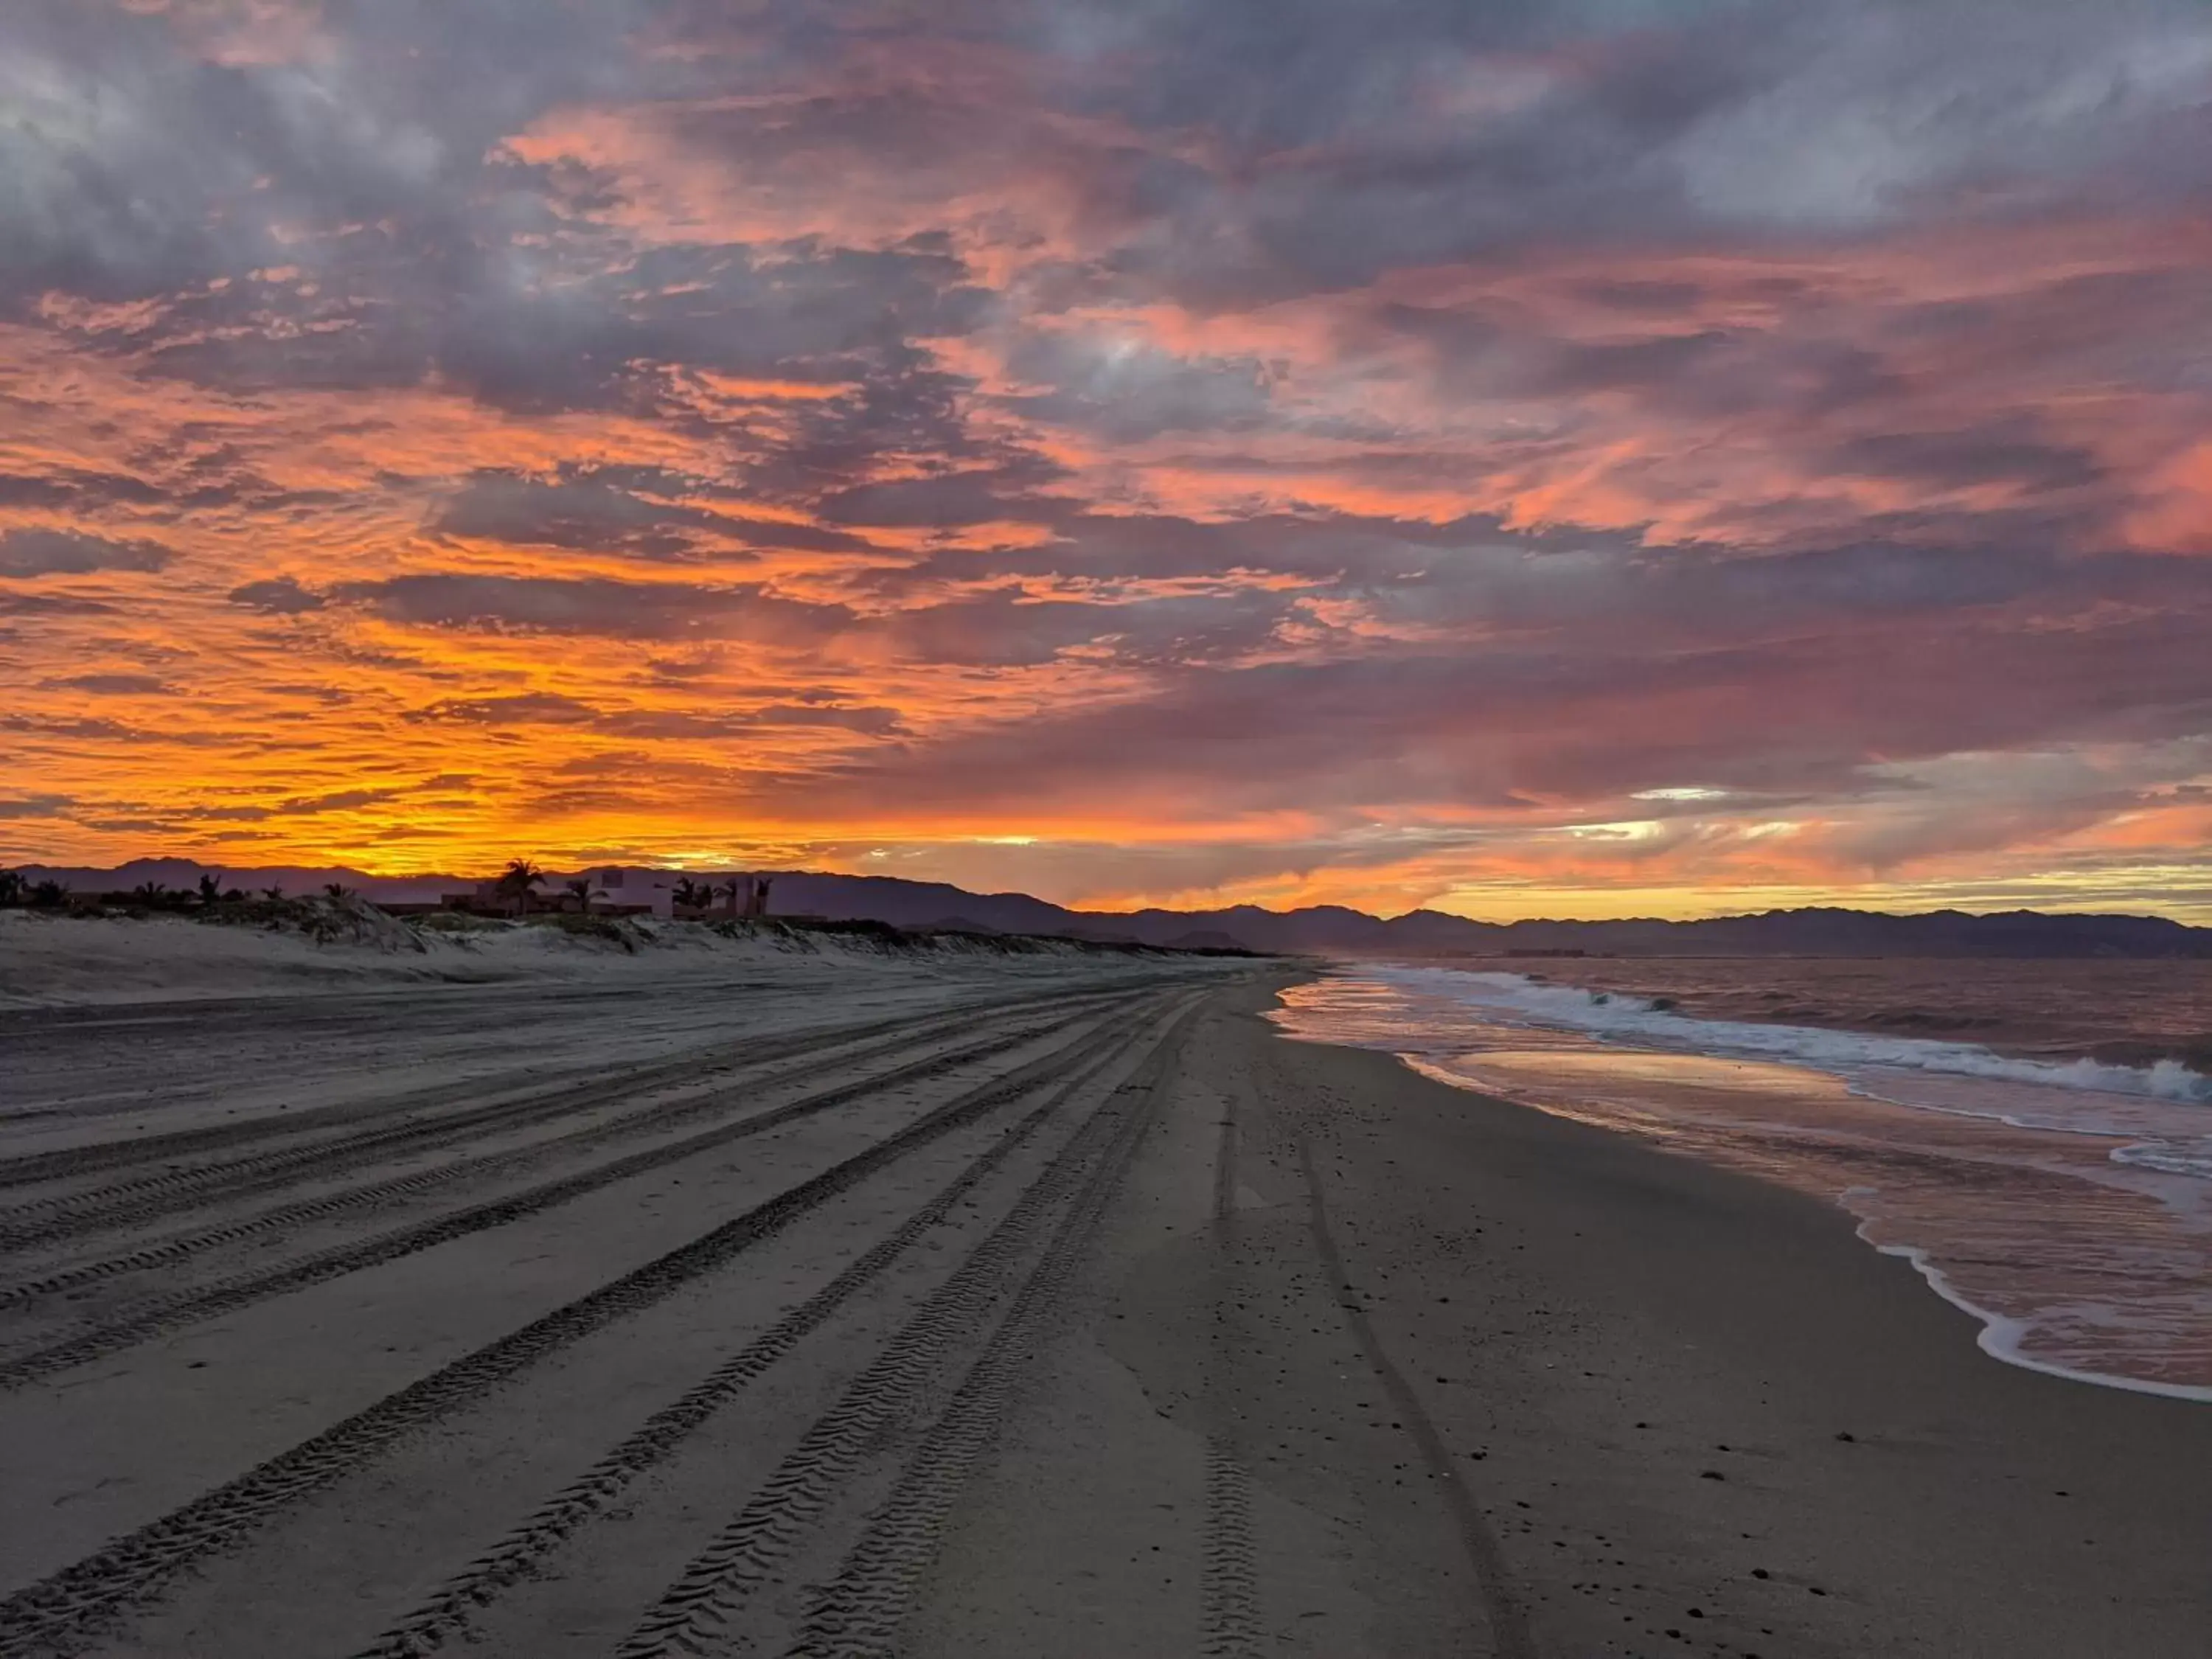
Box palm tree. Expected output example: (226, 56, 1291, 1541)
(197, 872, 224, 905)
(0, 870, 23, 906)
(323, 882, 352, 900)
(671, 876, 702, 911)
(496, 858, 546, 917)
(262, 883, 285, 901)
(564, 876, 594, 913)
(131, 880, 170, 905)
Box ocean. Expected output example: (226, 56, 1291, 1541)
(1269, 957, 2212, 1401)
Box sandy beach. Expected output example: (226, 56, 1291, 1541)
(1, 951, 2207, 1657)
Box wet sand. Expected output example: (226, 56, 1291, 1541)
(1017, 978, 2212, 1657)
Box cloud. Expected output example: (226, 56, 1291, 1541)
(226, 576, 327, 613)
(40, 672, 171, 695)
(333, 573, 853, 643)
(270, 787, 406, 815)
(0, 591, 117, 617)
(1827, 420, 2106, 493)
(594, 702, 906, 740)
(434, 473, 723, 560)
(0, 0, 647, 313)
(0, 793, 73, 819)
(410, 692, 600, 726)
(1032, 0, 2212, 298)
(994, 330, 1279, 442)
(815, 468, 1071, 529)
(409, 691, 905, 740)
(431, 467, 877, 560)
(0, 527, 172, 578)
(4, 0, 2211, 919)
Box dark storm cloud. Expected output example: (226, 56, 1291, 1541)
(0, 528, 172, 579)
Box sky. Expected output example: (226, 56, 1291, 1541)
(2, 0, 2210, 922)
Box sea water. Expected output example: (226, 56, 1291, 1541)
(1269, 961, 2212, 1400)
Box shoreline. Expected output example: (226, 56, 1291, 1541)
(1196, 983, 2212, 1655)
(1385, 1048, 2212, 1406)
(1863, 1234, 2212, 1405)
(1386, 952, 2212, 1078)
(1349, 955, 2212, 1099)
(1279, 960, 2212, 1401)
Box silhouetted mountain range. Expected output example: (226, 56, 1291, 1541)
(15, 860, 2212, 958)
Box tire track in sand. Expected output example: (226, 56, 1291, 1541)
(616, 998, 1203, 1659)
(0, 1019, 788, 1194)
(0, 1001, 1160, 1659)
(348, 996, 1175, 1659)
(0, 1006, 1105, 1387)
(0, 981, 1144, 1240)
(1293, 1130, 1535, 1659)
(0, 990, 1141, 1297)
(1202, 1061, 1262, 1659)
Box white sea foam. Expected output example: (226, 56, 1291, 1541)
(1367, 966, 2212, 1107)
(1865, 1236, 2212, 1405)
(2110, 1141, 2212, 1180)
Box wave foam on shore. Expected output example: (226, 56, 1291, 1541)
(1385, 967, 2212, 1105)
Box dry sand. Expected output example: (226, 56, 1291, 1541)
(1, 959, 2205, 1657)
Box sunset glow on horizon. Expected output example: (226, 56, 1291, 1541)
(4, 1, 2211, 921)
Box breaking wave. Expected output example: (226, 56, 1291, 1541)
(1372, 967, 2212, 1106)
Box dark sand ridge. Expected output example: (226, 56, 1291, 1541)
(913, 975, 2212, 1657)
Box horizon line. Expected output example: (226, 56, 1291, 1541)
(7, 855, 2205, 932)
